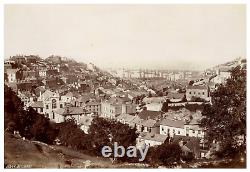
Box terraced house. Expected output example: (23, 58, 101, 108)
(160, 119, 186, 137)
(101, 97, 136, 119)
(186, 85, 210, 102)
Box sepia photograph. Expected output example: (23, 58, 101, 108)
(3, 3, 246, 169)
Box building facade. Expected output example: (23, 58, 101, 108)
(186, 85, 210, 101)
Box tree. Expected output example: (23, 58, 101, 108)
(157, 143, 182, 166)
(87, 117, 113, 154)
(146, 143, 182, 166)
(181, 95, 187, 102)
(4, 85, 28, 135)
(182, 152, 195, 162)
(201, 66, 246, 158)
(188, 80, 194, 86)
(87, 117, 138, 160)
(161, 100, 169, 112)
(4, 85, 57, 143)
(55, 119, 87, 150)
(30, 110, 57, 144)
(156, 90, 163, 97)
(16, 70, 23, 81)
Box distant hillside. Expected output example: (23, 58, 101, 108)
(45, 55, 79, 64)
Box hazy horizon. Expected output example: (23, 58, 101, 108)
(5, 4, 246, 70)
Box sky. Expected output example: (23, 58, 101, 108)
(5, 4, 246, 70)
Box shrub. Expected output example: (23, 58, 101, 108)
(55, 119, 88, 150)
(146, 143, 182, 167)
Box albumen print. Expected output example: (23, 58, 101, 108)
(4, 4, 246, 168)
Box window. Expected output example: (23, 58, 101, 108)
(193, 130, 195, 133)
(52, 99, 57, 109)
(198, 130, 201, 134)
(178, 131, 180, 134)
(60, 104, 63, 108)
(141, 125, 144, 132)
(161, 127, 164, 131)
(46, 105, 49, 109)
(173, 129, 175, 134)
(202, 92, 205, 95)
(52, 112, 55, 119)
(40, 108, 43, 112)
(189, 92, 191, 94)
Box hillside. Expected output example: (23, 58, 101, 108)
(5, 132, 245, 168)
(4, 132, 149, 168)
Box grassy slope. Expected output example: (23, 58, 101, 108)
(5, 133, 65, 168)
(4, 132, 147, 168)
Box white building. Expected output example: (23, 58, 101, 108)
(145, 103, 163, 111)
(39, 69, 47, 77)
(185, 124, 205, 138)
(137, 132, 168, 147)
(53, 107, 88, 123)
(159, 119, 186, 137)
(6, 69, 19, 83)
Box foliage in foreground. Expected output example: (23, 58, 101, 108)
(145, 142, 194, 167)
(201, 66, 246, 159)
(4, 85, 57, 144)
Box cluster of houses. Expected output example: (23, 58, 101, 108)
(4, 55, 246, 160)
(15, 85, 207, 158)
